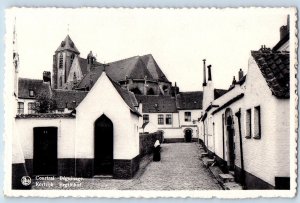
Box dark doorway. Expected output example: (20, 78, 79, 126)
(226, 115, 235, 170)
(33, 127, 58, 175)
(94, 114, 114, 175)
(185, 129, 192, 142)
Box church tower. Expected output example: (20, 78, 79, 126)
(52, 35, 80, 89)
(13, 18, 19, 98)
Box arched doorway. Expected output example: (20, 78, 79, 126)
(94, 114, 113, 175)
(184, 128, 192, 142)
(225, 108, 235, 171)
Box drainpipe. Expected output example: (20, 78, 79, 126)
(235, 108, 246, 189)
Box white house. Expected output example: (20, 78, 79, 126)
(12, 71, 142, 189)
(199, 19, 290, 189)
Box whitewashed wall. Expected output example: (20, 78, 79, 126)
(15, 118, 76, 159)
(76, 72, 140, 160)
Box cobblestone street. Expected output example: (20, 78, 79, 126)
(32, 143, 222, 190)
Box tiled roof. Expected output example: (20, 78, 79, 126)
(16, 113, 75, 119)
(176, 91, 203, 110)
(18, 78, 51, 99)
(135, 95, 177, 113)
(251, 49, 289, 98)
(78, 57, 102, 75)
(214, 89, 227, 100)
(140, 54, 170, 82)
(76, 54, 169, 90)
(52, 89, 88, 110)
(56, 35, 80, 54)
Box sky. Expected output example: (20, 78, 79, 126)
(6, 8, 290, 91)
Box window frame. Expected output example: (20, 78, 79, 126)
(143, 114, 149, 124)
(184, 111, 191, 122)
(28, 102, 36, 114)
(29, 89, 34, 97)
(253, 106, 261, 139)
(17, 102, 24, 114)
(158, 114, 164, 125)
(166, 114, 172, 125)
(245, 108, 252, 139)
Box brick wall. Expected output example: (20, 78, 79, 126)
(139, 132, 163, 157)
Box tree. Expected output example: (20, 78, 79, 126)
(34, 93, 57, 113)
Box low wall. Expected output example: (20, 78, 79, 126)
(139, 132, 163, 157)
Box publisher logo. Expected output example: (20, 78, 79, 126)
(21, 176, 31, 186)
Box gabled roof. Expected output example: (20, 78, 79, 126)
(251, 49, 289, 98)
(76, 55, 154, 89)
(135, 95, 177, 113)
(176, 91, 203, 110)
(52, 89, 88, 110)
(18, 78, 51, 99)
(140, 54, 170, 82)
(108, 76, 140, 116)
(56, 35, 80, 54)
(214, 89, 227, 100)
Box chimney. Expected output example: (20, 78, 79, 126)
(202, 59, 207, 86)
(43, 71, 51, 84)
(280, 25, 288, 40)
(232, 76, 236, 85)
(238, 68, 244, 81)
(207, 65, 212, 81)
(87, 51, 94, 72)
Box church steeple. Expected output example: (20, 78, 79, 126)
(13, 17, 19, 98)
(52, 34, 80, 89)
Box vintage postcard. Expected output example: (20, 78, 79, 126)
(3, 7, 298, 198)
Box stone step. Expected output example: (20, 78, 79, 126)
(223, 182, 243, 190)
(202, 157, 215, 168)
(209, 166, 224, 184)
(219, 173, 235, 183)
(200, 152, 208, 157)
(229, 170, 235, 176)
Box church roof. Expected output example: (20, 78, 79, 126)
(135, 95, 177, 113)
(52, 89, 88, 110)
(18, 78, 51, 99)
(76, 55, 155, 89)
(176, 91, 203, 110)
(56, 35, 80, 54)
(78, 57, 102, 75)
(140, 54, 170, 82)
(251, 49, 289, 98)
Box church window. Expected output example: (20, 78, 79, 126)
(245, 109, 252, 138)
(143, 114, 149, 124)
(29, 90, 34, 97)
(17, 102, 24, 114)
(184, 112, 191, 122)
(166, 114, 172, 125)
(59, 54, 63, 69)
(73, 72, 77, 81)
(28, 102, 36, 114)
(59, 76, 63, 87)
(71, 54, 75, 65)
(253, 106, 261, 139)
(158, 114, 164, 125)
(147, 88, 155, 95)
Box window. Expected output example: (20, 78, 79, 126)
(158, 114, 164, 125)
(59, 54, 63, 69)
(73, 72, 77, 81)
(184, 112, 191, 122)
(143, 114, 149, 123)
(29, 90, 34, 97)
(253, 106, 261, 139)
(245, 109, 252, 138)
(17, 102, 24, 114)
(28, 102, 36, 114)
(70, 54, 75, 65)
(166, 114, 172, 125)
(59, 76, 63, 87)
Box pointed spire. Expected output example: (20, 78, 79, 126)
(202, 59, 207, 86)
(55, 35, 80, 54)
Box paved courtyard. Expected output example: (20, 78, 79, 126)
(32, 143, 222, 190)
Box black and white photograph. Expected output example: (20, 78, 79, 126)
(4, 7, 297, 198)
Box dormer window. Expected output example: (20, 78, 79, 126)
(61, 41, 65, 47)
(29, 90, 34, 97)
